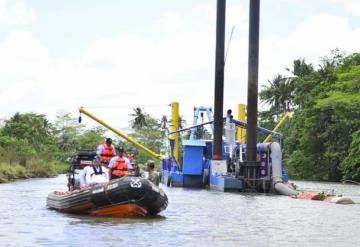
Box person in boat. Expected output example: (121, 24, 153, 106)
(79, 156, 109, 188)
(146, 160, 160, 186)
(96, 137, 116, 166)
(126, 150, 135, 162)
(128, 160, 145, 177)
(108, 147, 132, 179)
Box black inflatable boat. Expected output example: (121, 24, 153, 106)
(47, 176, 168, 217)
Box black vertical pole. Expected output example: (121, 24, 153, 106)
(213, 0, 226, 160)
(246, 0, 260, 162)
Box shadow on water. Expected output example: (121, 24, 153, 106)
(62, 212, 167, 226)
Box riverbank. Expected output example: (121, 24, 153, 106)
(0, 161, 68, 183)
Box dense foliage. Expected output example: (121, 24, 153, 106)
(260, 50, 360, 181)
(2, 50, 359, 183)
(128, 107, 167, 165)
(0, 111, 109, 182)
(0, 107, 169, 182)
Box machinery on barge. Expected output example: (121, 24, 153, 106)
(161, 103, 295, 195)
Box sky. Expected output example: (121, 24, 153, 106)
(0, 0, 359, 132)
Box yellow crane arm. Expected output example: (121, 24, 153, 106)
(79, 106, 162, 160)
(263, 112, 292, 143)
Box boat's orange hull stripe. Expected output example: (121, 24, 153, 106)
(61, 202, 96, 213)
(89, 203, 147, 217)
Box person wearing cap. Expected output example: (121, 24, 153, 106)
(96, 138, 116, 165)
(108, 147, 132, 179)
(146, 160, 160, 186)
(79, 157, 109, 189)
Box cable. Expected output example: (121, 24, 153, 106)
(83, 104, 169, 109)
(225, 26, 235, 65)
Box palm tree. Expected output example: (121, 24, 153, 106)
(292, 59, 314, 78)
(178, 116, 186, 130)
(166, 115, 186, 129)
(290, 59, 315, 108)
(130, 107, 147, 129)
(260, 74, 294, 117)
(160, 115, 168, 130)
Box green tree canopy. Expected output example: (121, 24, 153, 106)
(0, 136, 36, 165)
(77, 127, 106, 149)
(341, 130, 360, 181)
(130, 107, 147, 129)
(259, 74, 294, 117)
(54, 111, 84, 161)
(129, 110, 165, 164)
(271, 51, 360, 181)
(0, 112, 57, 153)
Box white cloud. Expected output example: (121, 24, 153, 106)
(260, 13, 360, 86)
(345, 2, 360, 16)
(0, 30, 48, 77)
(226, 4, 248, 34)
(326, 0, 360, 16)
(158, 12, 185, 33)
(0, 2, 360, 132)
(0, 0, 36, 27)
(0, 30, 50, 113)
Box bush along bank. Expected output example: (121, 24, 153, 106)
(0, 160, 68, 183)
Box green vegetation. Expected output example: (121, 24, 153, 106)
(128, 107, 167, 165)
(3, 49, 359, 183)
(0, 161, 68, 183)
(0, 111, 108, 183)
(260, 50, 360, 181)
(341, 130, 360, 181)
(0, 107, 168, 183)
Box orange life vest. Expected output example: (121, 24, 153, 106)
(100, 143, 115, 162)
(127, 153, 135, 161)
(112, 156, 128, 177)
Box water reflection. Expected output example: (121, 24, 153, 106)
(0, 175, 360, 247)
(67, 214, 167, 226)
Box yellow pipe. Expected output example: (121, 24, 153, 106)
(263, 112, 292, 143)
(170, 102, 180, 162)
(237, 104, 246, 143)
(79, 106, 161, 160)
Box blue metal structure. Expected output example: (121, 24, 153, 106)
(162, 140, 206, 188)
(161, 138, 278, 191)
(161, 107, 289, 193)
(190, 106, 213, 140)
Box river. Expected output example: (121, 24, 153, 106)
(1, 175, 360, 247)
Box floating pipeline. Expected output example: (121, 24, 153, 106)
(260, 142, 354, 204)
(291, 191, 355, 204)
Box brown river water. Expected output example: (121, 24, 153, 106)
(1, 175, 360, 247)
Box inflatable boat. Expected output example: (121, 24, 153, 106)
(47, 176, 168, 217)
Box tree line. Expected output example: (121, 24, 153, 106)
(259, 50, 360, 182)
(0, 109, 168, 182)
(1, 50, 359, 183)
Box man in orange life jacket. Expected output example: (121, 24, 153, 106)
(96, 138, 116, 165)
(126, 151, 135, 161)
(108, 147, 132, 179)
